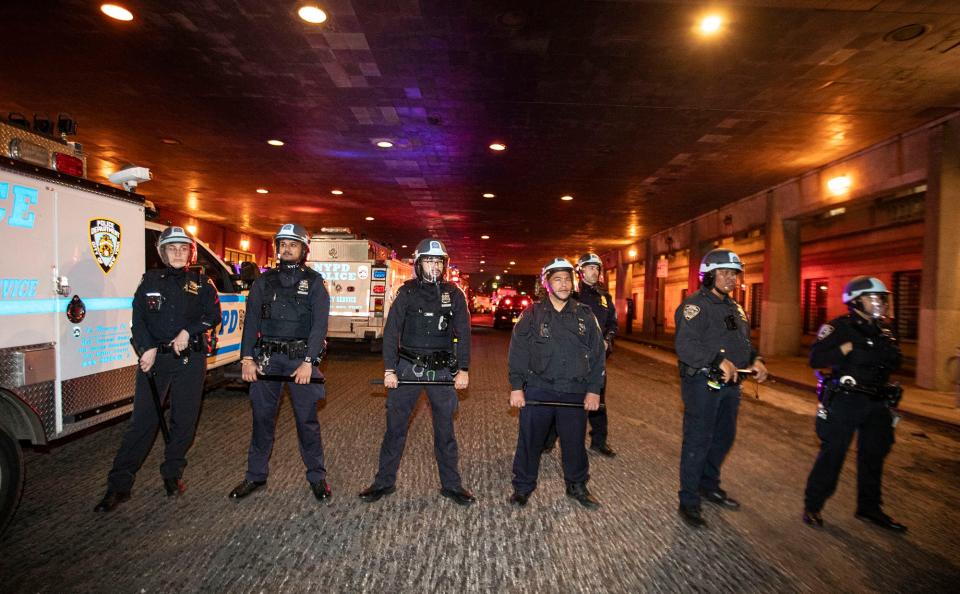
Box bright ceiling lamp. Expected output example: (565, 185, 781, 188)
(298, 5, 327, 24)
(101, 4, 133, 21)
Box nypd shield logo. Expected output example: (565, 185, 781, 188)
(683, 304, 701, 320)
(89, 219, 121, 274)
(816, 324, 834, 340)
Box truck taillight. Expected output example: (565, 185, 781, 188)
(374, 298, 384, 311)
(504, 298, 512, 305)
(521, 299, 529, 306)
(8, 138, 50, 167)
(53, 152, 83, 177)
(372, 284, 385, 294)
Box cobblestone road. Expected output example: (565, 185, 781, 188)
(3, 328, 959, 593)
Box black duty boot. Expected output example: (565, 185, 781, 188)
(589, 443, 617, 458)
(678, 504, 706, 528)
(358, 484, 396, 502)
(565, 482, 600, 510)
(700, 488, 741, 510)
(855, 509, 907, 533)
(802, 509, 824, 527)
(508, 492, 529, 506)
(164, 478, 186, 497)
(440, 487, 477, 506)
(93, 490, 130, 513)
(310, 480, 332, 501)
(229, 480, 265, 499)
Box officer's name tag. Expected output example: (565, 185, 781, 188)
(297, 279, 310, 295)
(184, 281, 200, 295)
(683, 304, 700, 320)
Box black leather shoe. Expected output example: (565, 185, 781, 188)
(802, 509, 824, 527)
(589, 443, 617, 458)
(440, 487, 476, 506)
(229, 480, 265, 499)
(164, 478, 185, 497)
(565, 483, 600, 509)
(679, 504, 706, 528)
(93, 490, 130, 513)
(855, 509, 907, 533)
(358, 484, 396, 502)
(701, 488, 741, 510)
(311, 480, 332, 501)
(508, 492, 529, 506)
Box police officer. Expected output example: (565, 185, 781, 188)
(359, 239, 475, 505)
(228, 223, 332, 502)
(674, 249, 767, 528)
(508, 258, 605, 509)
(544, 253, 618, 457)
(802, 276, 906, 532)
(94, 226, 221, 512)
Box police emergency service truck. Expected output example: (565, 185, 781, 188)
(307, 228, 412, 350)
(0, 121, 245, 534)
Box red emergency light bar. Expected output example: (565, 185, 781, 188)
(53, 152, 83, 177)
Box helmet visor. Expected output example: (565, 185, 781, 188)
(861, 293, 889, 319)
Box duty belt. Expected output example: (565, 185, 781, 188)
(157, 335, 205, 354)
(398, 347, 456, 371)
(259, 339, 308, 359)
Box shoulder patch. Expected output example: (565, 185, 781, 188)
(816, 324, 834, 340)
(683, 304, 701, 321)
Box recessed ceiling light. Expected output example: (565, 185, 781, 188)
(480, 268, 484, 272)
(185, 224, 198, 235)
(480, 260, 485, 264)
(489, 143, 506, 151)
(401, 244, 407, 248)
(509, 261, 516, 265)
(365, 216, 375, 221)
(298, 5, 327, 24)
(827, 175, 851, 195)
(561, 195, 573, 201)
(504, 269, 509, 273)
(699, 14, 723, 35)
(101, 4, 133, 21)
(482, 193, 495, 198)
(267, 139, 284, 146)
(376, 140, 394, 148)
(331, 189, 343, 195)
(160, 137, 181, 145)
(481, 235, 490, 239)
(256, 188, 269, 194)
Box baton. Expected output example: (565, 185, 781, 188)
(370, 379, 455, 386)
(736, 369, 758, 375)
(130, 340, 170, 444)
(524, 401, 606, 410)
(224, 370, 326, 384)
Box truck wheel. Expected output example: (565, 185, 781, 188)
(0, 425, 25, 536)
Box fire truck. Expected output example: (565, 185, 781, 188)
(307, 228, 412, 350)
(0, 119, 246, 534)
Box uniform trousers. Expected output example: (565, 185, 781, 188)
(513, 386, 589, 495)
(372, 358, 463, 490)
(107, 351, 206, 492)
(244, 353, 326, 484)
(804, 393, 894, 514)
(678, 375, 741, 508)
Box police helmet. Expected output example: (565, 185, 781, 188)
(274, 223, 310, 261)
(156, 226, 196, 266)
(413, 238, 449, 282)
(842, 276, 889, 304)
(576, 252, 602, 271)
(699, 249, 744, 274)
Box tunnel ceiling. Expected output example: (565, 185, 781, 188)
(2, 0, 959, 273)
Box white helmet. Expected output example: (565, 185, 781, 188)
(540, 257, 575, 291)
(413, 238, 449, 282)
(274, 223, 310, 262)
(842, 276, 889, 304)
(699, 249, 743, 275)
(577, 252, 602, 270)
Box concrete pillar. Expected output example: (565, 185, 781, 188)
(642, 239, 659, 335)
(687, 227, 704, 295)
(759, 191, 802, 356)
(917, 118, 960, 391)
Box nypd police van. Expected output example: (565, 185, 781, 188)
(0, 121, 245, 534)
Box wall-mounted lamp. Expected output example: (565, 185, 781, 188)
(239, 238, 250, 251)
(827, 175, 851, 195)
